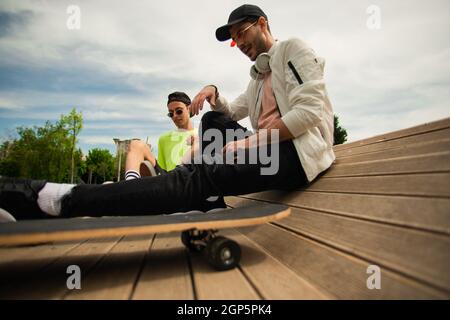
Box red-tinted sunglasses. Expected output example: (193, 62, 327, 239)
(230, 21, 257, 47)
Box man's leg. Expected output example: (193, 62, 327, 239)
(0, 140, 307, 219)
(0, 112, 308, 219)
(59, 139, 307, 217)
(200, 111, 251, 156)
(61, 111, 307, 217)
(198, 111, 251, 209)
(125, 139, 157, 179)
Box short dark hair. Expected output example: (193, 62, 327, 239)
(167, 91, 191, 106)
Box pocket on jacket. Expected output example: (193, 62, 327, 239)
(288, 50, 323, 85)
(305, 129, 328, 158)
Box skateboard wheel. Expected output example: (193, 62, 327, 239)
(206, 236, 241, 271)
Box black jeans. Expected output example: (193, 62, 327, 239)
(61, 111, 309, 217)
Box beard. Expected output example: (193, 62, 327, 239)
(250, 35, 268, 61)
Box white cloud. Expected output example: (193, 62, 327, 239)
(80, 135, 116, 146)
(0, 0, 449, 152)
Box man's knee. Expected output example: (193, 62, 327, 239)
(128, 139, 146, 153)
(201, 111, 225, 128)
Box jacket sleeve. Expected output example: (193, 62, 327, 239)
(211, 84, 250, 121)
(280, 39, 328, 138)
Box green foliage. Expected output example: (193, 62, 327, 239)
(1, 122, 70, 181)
(0, 110, 83, 183)
(334, 115, 348, 145)
(85, 148, 115, 184)
(0, 158, 20, 177)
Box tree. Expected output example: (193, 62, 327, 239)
(10, 122, 72, 181)
(61, 108, 83, 184)
(0, 140, 20, 177)
(0, 111, 83, 182)
(85, 148, 115, 184)
(334, 115, 348, 145)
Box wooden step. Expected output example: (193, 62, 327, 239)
(227, 191, 450, 234)
(334, 117, 450, 152)
(238, 223, 448, 299)
(335, 127, 450, 157)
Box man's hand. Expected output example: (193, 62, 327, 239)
(222, 138, 248, 155)
(191, 85, 217, 116)
(186, 134, 197, 146)
(181, 135, 199, 165)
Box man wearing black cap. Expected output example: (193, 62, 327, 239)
(0, 4, 335, 220)
(191, 4, 335, 184)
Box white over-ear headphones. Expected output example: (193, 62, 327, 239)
(250, 53, 271, 80)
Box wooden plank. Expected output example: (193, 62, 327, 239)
(132, 233, 194, 300)
(327, 152, 450, 177)
(226, 191, 450, 235)
(0, 240, 83, 288)
(335, 127, 450, 158)
(308, 173, 450, 197)
(334, 127, 450, 158)
(238, 224, 448, 299)
(64, 235, 153, 299)
(0, 240, 82, 266)
(335, 139, 450, 164)
(0, 237, 121, 299)
(227, 197, 450, 291)
(334, 117, 450, 152)
(227, 230, 331, 299)
(190, 230, 260, 300)
(278, 208, 450, 292)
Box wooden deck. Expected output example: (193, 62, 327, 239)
(1, 118, 449, 299)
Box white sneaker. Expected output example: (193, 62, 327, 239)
(0, 208, 17, 223)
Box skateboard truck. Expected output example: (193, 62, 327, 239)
(181, 229, 242, 271)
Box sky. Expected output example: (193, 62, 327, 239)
(0, 0, 449, 156)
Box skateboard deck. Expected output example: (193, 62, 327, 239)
(0, 203, 290, 270)
(0, 203, 289, 245)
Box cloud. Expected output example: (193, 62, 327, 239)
(79, 135, 116, 146)
(0, 0, 449, 154)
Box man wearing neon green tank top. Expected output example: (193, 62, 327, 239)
(157, 127, 195, 172)
(125, 91, 197, 179)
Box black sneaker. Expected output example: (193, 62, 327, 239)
(200, 196, 227, 212)
(0, 177, 47, 220)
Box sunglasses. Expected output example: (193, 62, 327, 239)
(167, 108, 184, 118)
(230, 21, 257, 47)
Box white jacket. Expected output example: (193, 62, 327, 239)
(212, 38, 335, 182)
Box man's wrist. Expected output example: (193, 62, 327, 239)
(244, 136, 253, 149)
(206, 84, 219, 100)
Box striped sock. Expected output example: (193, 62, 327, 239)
(125, 170, 141, 180)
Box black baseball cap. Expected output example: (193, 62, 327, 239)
(167, 91, 191, 106)
(215, 4, 267, 41)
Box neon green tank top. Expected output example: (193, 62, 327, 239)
(157, 129, 196, 171)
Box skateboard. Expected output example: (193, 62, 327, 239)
(0, 203, 290, 270)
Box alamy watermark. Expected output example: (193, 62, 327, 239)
(366, 265, 381, 290)
(66, 5, 81, 30)
(169, 127, 281, 176)
(66, 264, 81, 290)
(366, 5, 381, 30)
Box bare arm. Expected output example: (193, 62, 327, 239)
(222, 119, 294, 154)
(190, 85, 217, 116)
